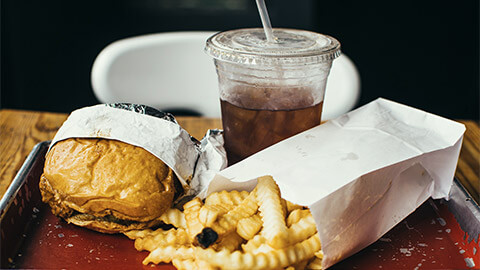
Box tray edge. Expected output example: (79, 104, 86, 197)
(0, 141, 50, 220)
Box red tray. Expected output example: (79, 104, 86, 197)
(1, 141, 479, 269)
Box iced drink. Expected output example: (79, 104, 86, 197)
(205, 28, 340, 165)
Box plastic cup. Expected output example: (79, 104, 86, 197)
(205, 28, 341, 165)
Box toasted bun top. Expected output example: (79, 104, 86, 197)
(41, 138, 175, 223)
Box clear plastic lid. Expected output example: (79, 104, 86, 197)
(205, 28, 341, 66)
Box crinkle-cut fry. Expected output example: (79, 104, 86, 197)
(142, 245, 194, 265)
(134, 228, 190, 251)
(281, 197, 288, 217)
(250, 243, 275, 255)
(237, 214, 262, 240)
(195, 233, 321, 270)
(198, 204, 230, 227)
(306, 256, 323, 269)
(209, 190, 258, 237)
(159, 207, 186, 229)
(123, 229, 155, 240)
(287, 213, 318, 244)
(198, 205, 219, 227)
(196, 259, 219, 270)
(211, 232, 244, 252)
(172, 259, 196, 270)
(256, 176, 289, 249)
(285, 199, 305, 214)
(205, 190, 249, 207)
(241, 233, 266, 253)
(286, 209, 311, 227)
(172, 259, 217, 270)
(183, 197, 205, 241)
(287, 259, 309, 270)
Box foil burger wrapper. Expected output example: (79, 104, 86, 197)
(48, 103, 227, 197)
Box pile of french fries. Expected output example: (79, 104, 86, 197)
(124, 176, 323, 269)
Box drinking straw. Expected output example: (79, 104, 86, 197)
(255, 0, 275, 43)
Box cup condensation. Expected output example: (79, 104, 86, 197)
(205, 28, 341, 164)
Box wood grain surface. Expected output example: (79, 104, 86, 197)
(0, 109, 478, 203)
(455, 120, 479, 202)
(0, 109, 67, 197)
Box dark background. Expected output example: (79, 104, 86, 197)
(1, 0, 478, 120)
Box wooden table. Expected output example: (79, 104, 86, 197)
(1, 109, 478, 203)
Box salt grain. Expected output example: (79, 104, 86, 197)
(400, 248, 412, 256)
(465, 258, 476, 268)
(436, 217, 446, 226)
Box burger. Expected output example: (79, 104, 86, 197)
(39, 137, 179, 234)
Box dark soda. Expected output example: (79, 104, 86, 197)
(221, 99, 323, 165)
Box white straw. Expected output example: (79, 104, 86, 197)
(255, 0, 275, 43)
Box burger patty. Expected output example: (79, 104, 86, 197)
(69, 211, 139, 226)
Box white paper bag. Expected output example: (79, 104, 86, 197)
(205, 98, 465, 268)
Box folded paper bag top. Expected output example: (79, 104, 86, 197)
(205, 98, 465, 268)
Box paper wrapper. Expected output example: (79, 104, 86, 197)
(48, 103, 227, 196)
(205, 98, 466, 268)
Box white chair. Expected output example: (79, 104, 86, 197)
(91, 31, 360, 119)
